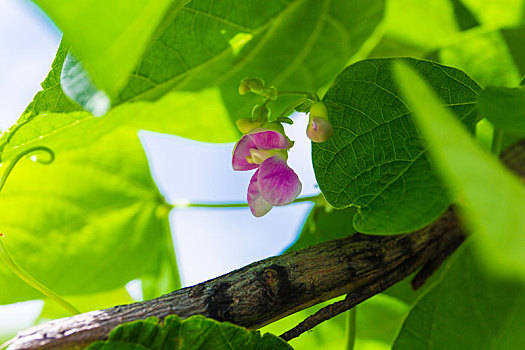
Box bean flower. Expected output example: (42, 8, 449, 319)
(232, 127, 302, 217)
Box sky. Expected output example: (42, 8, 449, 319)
(0, 0, 318, 337)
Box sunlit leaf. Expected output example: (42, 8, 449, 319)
(478, 86, 525, 134)
(0, 127, 177, 304)
(394, 62, 525, 280)
(32, 0, 181, 99)
(393, 245, 525, 349)
(87, 315, 292, 350)
(312, 58, 480, 234)
(439, 28, 522, 87)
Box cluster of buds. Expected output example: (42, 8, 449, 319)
(232, 78, 333, 217)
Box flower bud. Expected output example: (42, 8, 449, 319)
(238, 78, 265, 95)
(236, 118, 263, 134)
(252, 104, 270, 122)
(307, 102, 332, 143)
(262, 121, 285, 135)
(264, 86, 279, 100)
(309, 101, 328, 120)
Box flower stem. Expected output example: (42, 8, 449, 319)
(174, 193, 325, 208)
(278, 91, 319, 101)
(0, 235, 80, 315)
(346, 307, 357, 350)
(491, 129, 503, 155)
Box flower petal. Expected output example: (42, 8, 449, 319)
(247, 170, 273, 217)
(257, 156, 302, 206)
(232, 130, 292, 171)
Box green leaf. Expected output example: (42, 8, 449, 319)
(394, 62, 525, 280)
(21, 42, 81, 121)
(219, 0, 385, 123)
(32, 0, 180, 99)
(286, 205, 357, 253)
(87, 315, 292, 350)
(382, 0, 459, 50)
(478, 86, 525, 134)
(439, 28, 522, 87)
(312, 58, 480, 234)
(393, 245, 525, 349)
(0, 127, 177, 304)
(501, 26, 525, 77)
(60, 53, 111, 116)
(0, 88, 238, 162)
(459, 0, 524, 27)
(450, 0, 480, 30)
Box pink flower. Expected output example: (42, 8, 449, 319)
(232, 129, 302, 217)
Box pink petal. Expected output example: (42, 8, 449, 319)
(257, 156, 302, 206)
(232, 130, 292, 171)
(247, 170, 273, 217)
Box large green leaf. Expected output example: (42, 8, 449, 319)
(0, 88, 238, 162)
(32, 0, 181, 99)
(382, 0, 459, 50)
(478, 86, 525, 134)
(393, 245, 525, 349)
(0, 127, 176, 304)
(20, 42, 81, 122)
(394, 62, 525, 280)
(219, 0, 385, 123)
(87, 315, 292, 350)
(312, 58, 480, 234)
(460, 0, 524, 27)
(501, 26, 525, 77)
(439, 28, 522, 87)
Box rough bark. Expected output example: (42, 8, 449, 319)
(4, 140, 525, 350)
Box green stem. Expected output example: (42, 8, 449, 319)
(0, 146, 54, 193)
(278, 97, 309, 119)
(0, 236, 80, 315)
(278, 91, 319, 101)
(492, 129, 504, 155)
(174, 193, 325, 208)
(346, 307, 357, 350)
(0, 146, 79, 315)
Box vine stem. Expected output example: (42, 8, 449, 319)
(0, 146, 80, 315)
(0, 236, 80, 315)
(346, 307, 357, 350)
(492, 129, 504, 155)
(172, 193, 325, 208)
(278, 90, 319, 101)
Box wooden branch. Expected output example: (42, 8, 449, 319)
(4, 140, 525, 350)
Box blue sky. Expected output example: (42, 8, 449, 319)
(0, 0, 318, 336)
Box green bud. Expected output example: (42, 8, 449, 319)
(264, 86, 279, 100)
(235, 118, 263, 134)
(262, 121, 285, 135)
(309, 101, 329, 120)
(252, 104, 271, 122)
(307, 117, 333, 143)
(307, 102, 332, 143)
(238, 78, 265, 95)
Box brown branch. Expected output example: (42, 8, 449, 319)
(4, 140, 525, 350)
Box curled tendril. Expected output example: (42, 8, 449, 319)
(0, 146, 78, 315)
(0, 146, 55, 193)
